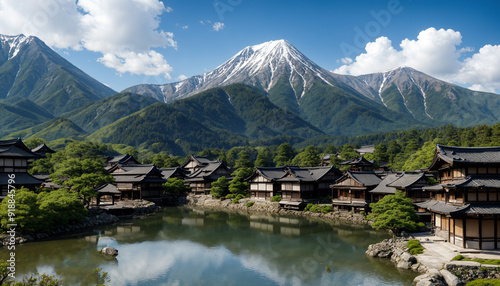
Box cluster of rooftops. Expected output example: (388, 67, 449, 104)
(2, 139, 500, 249)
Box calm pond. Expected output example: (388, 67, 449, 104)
(1, 207, 417, 285)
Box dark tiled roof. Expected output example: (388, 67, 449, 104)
(31, 143, 55, 154)
(387, 173, 426, 188)
(461, 204, 500, 215)
(435, 145, 500, 165)
(415, 200, 468, 215)
(370, 174, 399, 194)
(347, 171, 382, 187)
(307, 166, 342, 180)
(417, 200, 500, 215)
(181, 155, 219, 168)
(111, 164, 165, 183)
(161, 167, 185, 179)
(185, 162, 230, 181)
(95, 183, 121, 194)
(109, 154, 139, 165)
(255, 166, 287, 181)
(340, 157, 374, 166)
(0, 173, 43, 186)
(0, 138, 38, 158)
(254, 166, 340, 182)
(431, 175, 500, 190)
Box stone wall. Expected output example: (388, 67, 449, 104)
(446, 261, 500, 283)
(186, 195, 370, 225)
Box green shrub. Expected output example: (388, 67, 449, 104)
(246, 202, 254, 207)
(320, 205, 333, 213)
(232, 194, 245, 204)
(304, 204, 332, 214)
(271, 195, 281, 202)
(407, 239, 424, 255)
(225, 194, 236, 199)
(466, 279, 500, 286)
(452, 255, 465, 261)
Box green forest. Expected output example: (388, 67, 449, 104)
(27, 122, 500, 173)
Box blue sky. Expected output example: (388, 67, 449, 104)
(0, 0, 499, 92)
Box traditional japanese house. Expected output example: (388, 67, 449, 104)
(246, 166, 342, 209)
(331, 171, 382, 212)
(95, 183, 121, 205)
(0, 138, 43, 199)
(386, 172, 432, 203)
(417, 145, 500, 249)
(247, 166, 287, 200)
(181, 155, 220, 175)
(161, 167, 187, 180)
(339, 157, 375, 171)
(108, 164, 166, 201)
(184, 161, 232, 195)
(279, 166, 342, 209)
(31, 143, 56, 158)
(107, 154, 140, 167)
(369, 173, 400, 203)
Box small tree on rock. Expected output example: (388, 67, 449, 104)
(210, 176, 229, 199)
(162, 177, 189, 194)
(367, 190, 423, 237)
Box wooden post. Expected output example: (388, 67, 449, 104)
(450, 217, 453, 245)
(479, 216, 483, 250)
(463, 218, 467, 248)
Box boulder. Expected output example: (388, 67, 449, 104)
(440, 269, 464, 286)
(414, 269, 446, 286)
(101, 246, 118, 256)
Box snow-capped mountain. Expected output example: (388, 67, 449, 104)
(125, 39, 500, 134)
(0, 34, 32, 61)
(0, 34, 116, 115)
(339, 66, 500, 125)
(126, 40, 347, 103)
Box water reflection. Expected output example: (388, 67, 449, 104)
(0, 207, 417, 285)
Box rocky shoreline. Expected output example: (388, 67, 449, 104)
(185, 194, 370, 225)
(1, 199, 159, 246)
(366, 236, 500, 285)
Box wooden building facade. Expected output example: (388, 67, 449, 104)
(184, 161, 232, 195)
(331, 171, 382, 212)
(247, 166, 341, 209)
(109, 164, 166, 201)
(417, 145, 500, 250)
(0, 138, 43, 199)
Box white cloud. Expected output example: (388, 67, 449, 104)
(334, 27, 500, 94)
(455, 45, 500, 93)
(0, 0, 176, 77)
(182, 25, 189, 30)
(165, 6, 173, 13)
(176, 74, 188, 81)
(213, 22, 225, 31)
(98, 50, 173, 78)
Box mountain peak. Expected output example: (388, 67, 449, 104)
(249, 39, 290, 51)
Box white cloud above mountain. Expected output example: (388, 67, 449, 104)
(0, 0, 176, 78)
(334, 27, 500, 93)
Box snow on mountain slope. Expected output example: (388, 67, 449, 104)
(125, 40, 342, 103)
